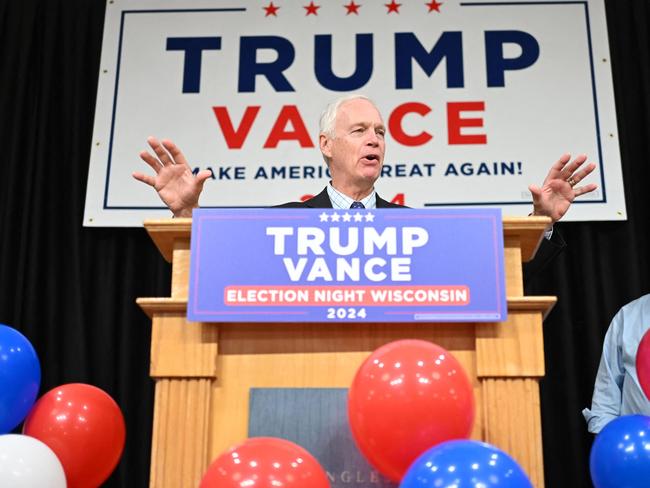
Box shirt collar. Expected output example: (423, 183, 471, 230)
(327, 183, 376, 209)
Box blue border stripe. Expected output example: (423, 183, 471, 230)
(122, 8, 246, 14)
(103, 10, 126, 208)
(461, 1, 585, 5)
(582, 1, 607, 197)
(104, 205, 270, 210)
(424, 199, 605, 207)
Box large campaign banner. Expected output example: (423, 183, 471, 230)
(84, 0, 625, 226)
(187, 208, 506, 323)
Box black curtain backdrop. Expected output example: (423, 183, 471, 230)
(0, 1, 648, 486)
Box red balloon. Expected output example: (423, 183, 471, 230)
(23, 383, 126, 488)
(348, 339, 474, 481)
(200, 437, 330, 488)
(636, 328, 650, 401)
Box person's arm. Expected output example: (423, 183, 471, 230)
(132, 137, 212, 217)
(582, 312, 625, 433)
(522, 228, 566, 286)
(522, 154, 596, 281)
(529, 153, 598, 226)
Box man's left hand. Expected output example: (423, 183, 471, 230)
(529, 153, 598, 223)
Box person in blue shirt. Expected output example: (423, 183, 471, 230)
(583, 294, 650, 433)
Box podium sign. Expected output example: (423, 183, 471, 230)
(188, 208, 506, 322)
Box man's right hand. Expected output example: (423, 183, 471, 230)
(132, 136, 212, 218)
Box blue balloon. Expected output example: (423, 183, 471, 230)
(400, 440, 532, 488)
(0, 324, 41, 433)
(590, 414, 650, 488)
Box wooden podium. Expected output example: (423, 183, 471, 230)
(137, 217, 556, 488)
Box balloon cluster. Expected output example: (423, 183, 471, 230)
(0, 323, 125, 487)
(200, 339, 535, 487)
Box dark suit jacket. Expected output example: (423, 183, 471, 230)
(274, 186, 565, 284)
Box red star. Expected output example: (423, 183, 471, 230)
(304, 1, 320, 15)
(344, 1, 361, 15)
(425, 0, 443, 12)
(385, 0, 401, 13)
(263, 1, 280, 16)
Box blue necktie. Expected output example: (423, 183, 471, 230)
(350, 201, 365, 209)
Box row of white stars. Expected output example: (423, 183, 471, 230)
(319, 211, 375, 222)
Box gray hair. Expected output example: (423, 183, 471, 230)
(318, 94, 379, 138)
(318, 94, 379, 165)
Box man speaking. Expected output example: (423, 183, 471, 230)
(133, 94, 597, 224)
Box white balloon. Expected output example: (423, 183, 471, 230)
(0, 434, 67, 487)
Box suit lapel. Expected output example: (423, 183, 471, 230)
(376, 194, 390, 208)
(304, 188, 333, 208)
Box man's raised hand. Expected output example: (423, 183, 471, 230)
(133, 137, 212, 218)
